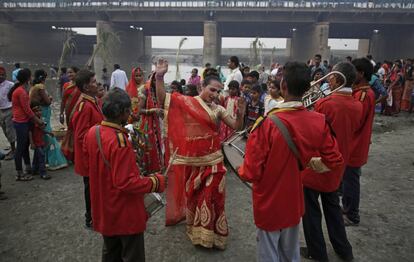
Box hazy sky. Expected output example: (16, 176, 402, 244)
(74, 28, 359, 50)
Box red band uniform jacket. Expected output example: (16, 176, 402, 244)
(348, 86, 376, 167)
(302, 91, 363, 192)
(83, 121, 164, 236)
(239, 103, 343, 231)
(71, 94, 104, 176)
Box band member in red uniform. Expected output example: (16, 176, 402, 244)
(239, 62, 343, 262)
(342, 58, 376, 226)
(83, 88, 165, 262)
(301, 62, 362, 262)
(71, 70, 104, 229)
(155, 59, 245, 249)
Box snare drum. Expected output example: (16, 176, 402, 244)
(222, 130, 252, 189)
(144, 192, 165, 217)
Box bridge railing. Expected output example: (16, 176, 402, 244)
(1, 0, 413, 9)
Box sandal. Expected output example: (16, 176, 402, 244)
(15, 175, 33, 181)
(4, 151, 14, 161)
(40, 174, 51, 180)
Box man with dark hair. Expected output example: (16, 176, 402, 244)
(301, 62, 360, 262)
(155, 59, 246, 249)
(110, 64, 128, 90)
(225, 56, 243, 92)
(247, 71, 260, 85)
(311, 54, 327, 76)
(239, 61, 343, 262)
(84, 88, 165, 262)
(343, 58, 376, 226)
(12, 63, 21, 82)
(72, 69, 104, 229)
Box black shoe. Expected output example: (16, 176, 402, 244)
(337, 253, 354, 261)
(300, 247, 329, 262)
(343, 215, 359, 227)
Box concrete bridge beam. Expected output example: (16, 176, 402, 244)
(369, 29, 414, 62)
(94, 20, 152, 80)
(290, 22, 330, 63)
(203, 21, 221, 67)
(0, 23, 67, 64)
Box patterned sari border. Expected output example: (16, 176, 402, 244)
(186, 225, 227, 250)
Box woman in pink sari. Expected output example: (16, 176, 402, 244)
(155, 59, 245, 250)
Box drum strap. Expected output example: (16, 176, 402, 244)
(95, 125, 111, 168)
(269, 114, 304, 171)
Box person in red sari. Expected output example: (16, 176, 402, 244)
(155, 59, 246, 249)
(401, 68, 414, 111)
(60, 66, 80, 161)
(132, 72, 164, 175)
(385, 61, 404, 116)
(71, 69, 104, 229)
(125, 67, 146, 121)
(219, 80, 240, 142)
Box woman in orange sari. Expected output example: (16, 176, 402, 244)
(59, 66, 80, 161)
(155, 59, 245, 250)
(401, 68, 414, 111)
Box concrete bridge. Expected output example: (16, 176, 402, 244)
(1, 0, 413, 72)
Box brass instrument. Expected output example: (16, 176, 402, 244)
(302, 71, 347, 108)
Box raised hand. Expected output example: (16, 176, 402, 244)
(155, 58, 168, 76)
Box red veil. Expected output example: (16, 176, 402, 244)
(164, 93, 224, 225)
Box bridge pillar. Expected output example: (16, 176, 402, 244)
(357, 39, 370, 58)
(0, 23, 67, 64)
(290, 22, 330, 63)
(95, 20, 151, 80)
(369, 28, 414, 62)
(203, 21, 221, 67)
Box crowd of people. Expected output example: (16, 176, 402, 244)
(0, 52, 413, 262)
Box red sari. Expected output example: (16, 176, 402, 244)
(61, 81, 81, 161)
(385, 71, 404, 115)
(401, 79, 414, 111)
(137, 77, 163, 175)
(164, 93, 229, 250)
(126, 68, 145, 118)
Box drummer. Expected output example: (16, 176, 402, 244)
(83, 88, 165, 262)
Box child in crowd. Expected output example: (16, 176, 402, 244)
(29, 104, 52, 180)
(264, 80, 284, 115)
(220, 80, 241, 141)
(245, 84, 264, 129)
(240, 80, 252, 104)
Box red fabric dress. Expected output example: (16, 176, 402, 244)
(219, 95, 239, 142)
(164, 93, 230, 249)
(302, 92, 363, 192)
(348, 85, 376, 167)
(239, 105, 343, 231)
(136, 79, 163, 175)
(71, 94, 103, 176)
(61, 81, 81, 161)
(385, 71, 404, 115)
(83, 121, 164, 236)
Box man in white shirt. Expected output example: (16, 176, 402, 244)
(110, 64, 129, 90)
(0, 67, 16, 160)
(224, 56, 243, 93)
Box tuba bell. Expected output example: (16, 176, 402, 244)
(302, 71, 347, 108)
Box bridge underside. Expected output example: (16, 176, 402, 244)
(0, 7, 413, 69)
